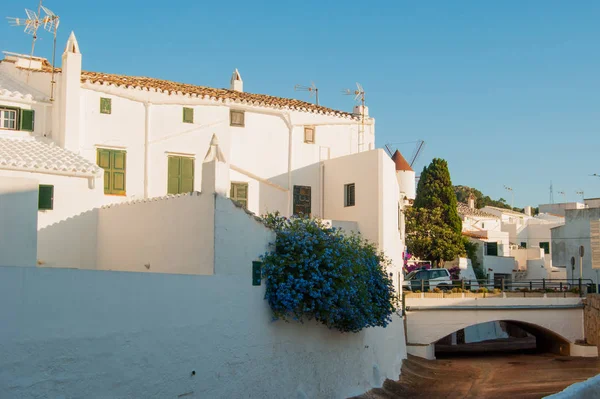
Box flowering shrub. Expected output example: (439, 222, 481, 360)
(448, 266, 461, 280)
(260, 213, 396, 333)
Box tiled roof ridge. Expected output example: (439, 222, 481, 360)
(101, 191, 202, 209)
(457, 202, 499, 219)
(8, 60, 357, 119)
(484, 205, 526, 216)
(0, 135, 101, 177)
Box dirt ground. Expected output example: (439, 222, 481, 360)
(354, 353, 600, 399)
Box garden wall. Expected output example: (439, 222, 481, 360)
(583, 294, 600, 350)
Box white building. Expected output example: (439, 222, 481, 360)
(552, 207, 600, 289)
(0, 33, 410, 290)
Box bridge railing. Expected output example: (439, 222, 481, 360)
(402, 278, 595, 298)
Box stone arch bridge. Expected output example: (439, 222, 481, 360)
(404, 295, 597, 359)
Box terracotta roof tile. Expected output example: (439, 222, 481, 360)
(391, 150, 413, 171)
(20, 60, 356, 119)
(462, 230, 488, 239)
(457, 203, 499, 219)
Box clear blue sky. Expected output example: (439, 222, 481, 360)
(2, 1, 599, 207)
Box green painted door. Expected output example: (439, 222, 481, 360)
(97, 149, 126, 195)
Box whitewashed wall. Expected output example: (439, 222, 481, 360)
(0, 268, 406, 399)
(96, 192, 215, 275)
(0, 176, 38, 267)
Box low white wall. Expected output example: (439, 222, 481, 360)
(97, 192, 215, 275)
(0, 266, 406, 399)
(0, 176, 38, 267)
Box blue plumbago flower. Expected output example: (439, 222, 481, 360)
(259, 213, 396, 333)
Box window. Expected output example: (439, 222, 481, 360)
(167, 156, 194, 194)
(183, 107, 194, 124)
(293, 185, 311, 217)
(1, 108, 17, 130)
(230, 182, 248, 208)
(38, 185, 54, 210)
(481, 223, 485, 229)
(304, 126, 315, 143)
(540, 242, 550, 255)
(97, 149, 126, 195)
(100, 98, 112, 114)
(230, 110, 245, 127)
(485, 242, 498, 256)
(521, 242, 527, 248)
(344, 183, 355, 207)
(0, 108, 34, 131)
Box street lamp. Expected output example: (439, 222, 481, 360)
(503, 185, 514, 209)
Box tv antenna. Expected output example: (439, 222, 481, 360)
(590, 173, 600, 179)
(576, 190, 585, 201)
(558, 190, 566, 203)
(549, 181, 554, 204)
(7, 1, 60, 99)
(294, 82, 319, 106)
(342, 82, 366, 151)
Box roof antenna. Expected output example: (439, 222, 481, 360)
(7, 0, 60, 96)
(342, 83, 366, 152)
(294, 82, 319, 105)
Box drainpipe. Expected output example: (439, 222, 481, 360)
(144, 102, 151, 199)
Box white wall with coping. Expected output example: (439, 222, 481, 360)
(96, 192, 215, 275)
(0, 265, 406, 399)
(0, 176, 38, 267)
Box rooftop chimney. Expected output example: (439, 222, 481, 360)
(202, 134, 230, 196)
(468, 193, 476, 210)
(230, 69, 243, 92)
(524, 206, 532, 216)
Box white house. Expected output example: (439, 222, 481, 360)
(0, 33, 410, 290)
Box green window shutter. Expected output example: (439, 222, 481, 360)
(111, 151, 126, 195)
(230, 183, 248, 208)
(183, 107, 194, 123)
(97, 149, 126, 195)
(167, 156, 194, 194)
(180, 157, 194, 193)
(38, 185, 54, 210)
(100, 98, 112, 114)
(168, 156, 181, 194)
(20, 109, 35, 132)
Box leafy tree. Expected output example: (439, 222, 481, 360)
(464, 239, 486, 280)
(414, 158, 462, 234)
(405, 206, 465, 266)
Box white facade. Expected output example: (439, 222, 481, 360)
(0, 34, 409, 277)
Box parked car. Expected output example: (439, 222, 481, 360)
(402, 268, 453, 291)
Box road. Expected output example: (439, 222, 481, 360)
(354, 353, 600, 399)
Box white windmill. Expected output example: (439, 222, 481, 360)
(342, 83, 366, 152)
(7, 1, 60, 99)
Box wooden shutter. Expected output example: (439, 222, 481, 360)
(230, 183, 248, 208)
(167, 156, 181, 194)
(304, 127, 315, 143)
(183, 107, 194, 123)
(230, 110, 245, 127)
(100, 98, 112, 114)
(38, 185, 54, 210)
(97, 149, 112, 193)
(293, 185, 311, 217)
(111, 151, 126, 195)
(20, 109, 35, 132)
(345, 183, 355, 207)
(180, 157, 194, 193)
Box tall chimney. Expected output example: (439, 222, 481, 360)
(230, 69, 243, 92)
(468, 193, 476, 210)
(59, 31, 82, 152)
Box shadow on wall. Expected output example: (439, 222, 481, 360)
(0, 178, 38, 267)
(37, 209, 100, 269)
(260, 163, 321, 217)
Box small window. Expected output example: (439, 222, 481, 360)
(345, 183, 355, 207)
(230, 182, 248, 208)
(183, 107, 194, 124)
(481, 223, 485, 229)
(485, 242, 498, 256)
(100, 98, 112, 114)
(168, 156, 194, 194)
(230, 110, 245, 127)
(0, 108, 18, 130)
(521, 242, 527, 248)
(540, 242, 550, 255)
(304, 126, 315, 144)
(38, 185, 54, 210)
